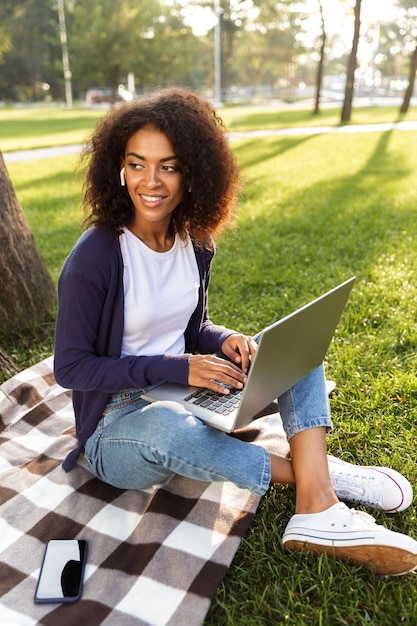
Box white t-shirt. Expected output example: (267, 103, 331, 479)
(120, 229, 200, 357)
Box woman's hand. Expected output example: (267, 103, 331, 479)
(188, 334, 257, 394)
(221, 333, 257, 374)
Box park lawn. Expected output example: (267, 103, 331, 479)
(2, 101, 417, 151)
(0, 106, 104, 151)
(4, 116, 417, 624)
(220, 102, 417, 132)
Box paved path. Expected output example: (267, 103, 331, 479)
(3, 143, 83, 163)
(3, 120, 417, 163)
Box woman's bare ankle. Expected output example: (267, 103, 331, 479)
(294, 491, 339, 515)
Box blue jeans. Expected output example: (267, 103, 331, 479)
(84, 364, 332, 496)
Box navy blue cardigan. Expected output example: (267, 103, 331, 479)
(54, 225, 234, 471)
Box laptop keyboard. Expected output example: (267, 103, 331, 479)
(184, 386, 242, 415)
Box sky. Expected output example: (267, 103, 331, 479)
(180, 0, 400, 38)
(323, 0, 398, 23)
(321, 0, 399, 36)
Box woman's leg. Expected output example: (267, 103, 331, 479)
(277, 363, 332, 441)
(274, 364, 413, 514)
(85, 390, 272, 495)
(274, 363, 338, 513)
(287, 427, 338, 513)
(274, 366, 417, 575)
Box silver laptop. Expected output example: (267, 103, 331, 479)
(141, 277, 355, 433)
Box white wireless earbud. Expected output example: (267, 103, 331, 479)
(120, 167, 126, 186)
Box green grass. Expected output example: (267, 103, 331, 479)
(2, 102, 417, 151)
(219, 103, 417, 132)
(6, 155, 83, 282)
(2, 105, 417, 624)
(0, 106, 104, 151)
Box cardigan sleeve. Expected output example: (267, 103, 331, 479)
(54, 227, 191, 393)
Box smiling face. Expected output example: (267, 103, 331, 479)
(122, 126, 184, 232)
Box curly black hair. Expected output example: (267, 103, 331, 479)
(81, 86, 240, 246)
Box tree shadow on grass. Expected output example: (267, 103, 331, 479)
(211, 128, 416, 330)
(233, 134, 317, 170)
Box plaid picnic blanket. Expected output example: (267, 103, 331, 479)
(0, 357, 290, 626)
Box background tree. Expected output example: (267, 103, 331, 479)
(0, 154, 56, 335)
(0, 0, 412, 112)
(242, 0, 306, 101)
(371, 20, 403, 89)
(217, 0, 254, 92)
(341, 0, 363, 123)
(397, 0, 417, 114)
(67, 0, 206, 95)
(68, 0, 158, 95)
(0, 22, 11, 63)
(313, 0, 326, 115)
(140, 2, 208, 89)
(0, 0, 60, 101)
(400, 44, 417, 113)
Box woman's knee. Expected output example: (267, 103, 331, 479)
(100, 402, 200, 488)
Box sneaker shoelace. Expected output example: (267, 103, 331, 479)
(332, 504, 376, 528)
(346, 506, 375, 525)
(330, 470, 383, 508)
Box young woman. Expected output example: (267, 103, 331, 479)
(54, 87, 417, 576)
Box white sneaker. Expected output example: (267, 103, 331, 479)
(328, 455, 413, 513)
(282, 502, 417, 575)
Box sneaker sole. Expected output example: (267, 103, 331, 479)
(284, 540, 417, 576)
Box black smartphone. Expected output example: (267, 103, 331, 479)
(34, 539, 88, 604)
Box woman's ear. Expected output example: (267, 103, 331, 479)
(120, 167, 126, 187)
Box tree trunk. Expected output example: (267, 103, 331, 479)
(400, 42, 417, 114)
(341, 0, 362, 124)
(0, 152, 56, 334)
(313, 0, 326, 116)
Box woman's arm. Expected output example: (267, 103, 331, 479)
(54, 230, 190, 392)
